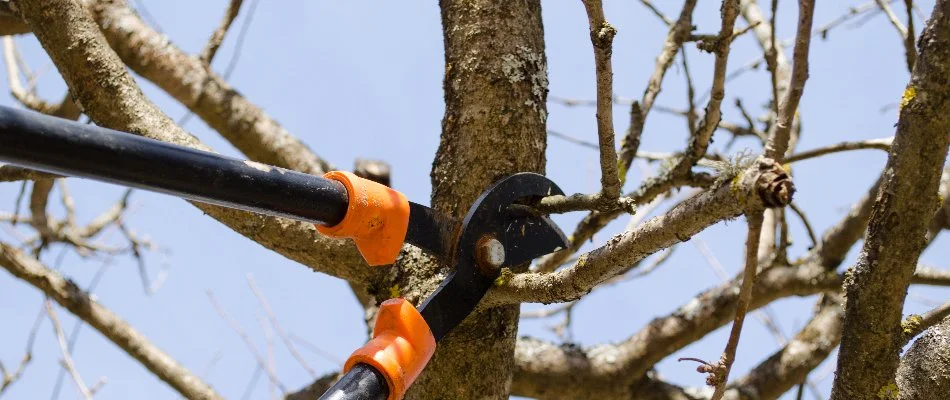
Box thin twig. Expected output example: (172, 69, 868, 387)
(0, 304, 42, 396)
(11, 181, 27, 226)
(639, 0, 674, 26)
(241, 367, 263, 400)
(765, 0, 816, 161)
(287, 335, 345, 366)
(769, 0, 779, 116)
(707, 211, 764, 399)
(45, 301, 93, 400)
(180, 0, 259, 128)
(902, 0, 917, 71)
(258, 315, 277, 400)
(246, 275, 318, 378)
(618, 0, 698, 184)
(199, 0, 244, 65)
(206, 291, 286, 393)
(582, 0, 621, 201)
(783, 137, 893, 163)
(50, 263, 110, 400)
(875, 0, 917, 72)
(2, 37, 79, 119)
(682, 50, 698, 134)
(901, 300, 950, 345)
(788, 202, 818, 248)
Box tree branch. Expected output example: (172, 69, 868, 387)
(831, 1, 950, 397)
(723, 294, 844, 400)
(705, 212, 764, 400)
(0, 243, 222, 400)
(17, 0, 372, 284)
(618, 0, 698, 184)
(783, 137, 893, 163)
(876, 0, 918, 72)
(896, 315, 950, 399)
(85, 0, 332, 175)
(198, 0, 244, 65)
(2, 36, 81, 120)
(490, 157, 793, 306)
(45, 301, 94, 400)
(764, 0, 815, 162)
(912, 265, 950, 286)
(582, 0, 621, 201)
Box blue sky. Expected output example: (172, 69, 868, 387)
(1, 1, 946, 399)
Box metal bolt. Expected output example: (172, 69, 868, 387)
(476, 236, 506, 271)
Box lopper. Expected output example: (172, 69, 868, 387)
(0, 106, 569, 400)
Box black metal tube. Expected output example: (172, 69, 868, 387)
(0, 106, 348, 226)
(319, 364, 388, 400)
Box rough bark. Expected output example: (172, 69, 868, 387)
(831, 0, 950, 398)
(896, 316, 950, 400)
(378, 1, 549, 398)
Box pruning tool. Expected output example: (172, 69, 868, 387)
(0, 106, 569, 400)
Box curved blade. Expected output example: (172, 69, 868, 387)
(418, 173, 568, 341)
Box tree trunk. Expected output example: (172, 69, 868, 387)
(399, 1, 548, 398)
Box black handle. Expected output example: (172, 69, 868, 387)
(319, 364, 388, 400)
(0, 106, 348, 226)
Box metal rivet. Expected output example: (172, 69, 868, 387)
(476, 236, 505, 271)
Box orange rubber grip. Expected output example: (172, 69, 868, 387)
(344, 298, 436, 400)
(316, 171, 410, 266)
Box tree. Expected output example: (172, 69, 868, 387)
(0, 0, 948, 399)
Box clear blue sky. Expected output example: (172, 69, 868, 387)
(1, 1, 946, 399)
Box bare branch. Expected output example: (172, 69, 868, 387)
(831, 1, 950, 396)
(618, 0, 698, 184)
(246, 275, 318, 379)
(0, 243, 222, 399)
(510, 259, 841, 399)
(0, 165, 57, 182)
(901, 300, 950, 344)
(17, 0, 372, 284)
(876, 0, 918, 71)
(199, 0, 244, 66)
(206, 291, 286, 394)
(0, 305, 41, 396)
(783, 137, 893, 163)
(912, 265, 950, 286)
(896, 315, 950, 398)
(490, 158, 793, 306)
(764, 0, 816, 161)
(2, 36, 80, 120)
(788, 202, 818, 248)
(86, 0, 331, 175)
(28, 178, 55, 243)
(45, 301, 93, 400)
(577, 0, 621, 203)
(705, 211, 764, 400)
(722, 294, 844, 400)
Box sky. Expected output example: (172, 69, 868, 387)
(0, 1, 947, 399)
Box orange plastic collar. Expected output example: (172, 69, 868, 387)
(316, 171, 410, 266)
(344, 298, 436, 400)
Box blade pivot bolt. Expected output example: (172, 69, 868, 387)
(476, 236, 505, 274)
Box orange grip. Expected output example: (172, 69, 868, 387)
(344, 298, 436, 400)
(316, 171, 410, 266)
